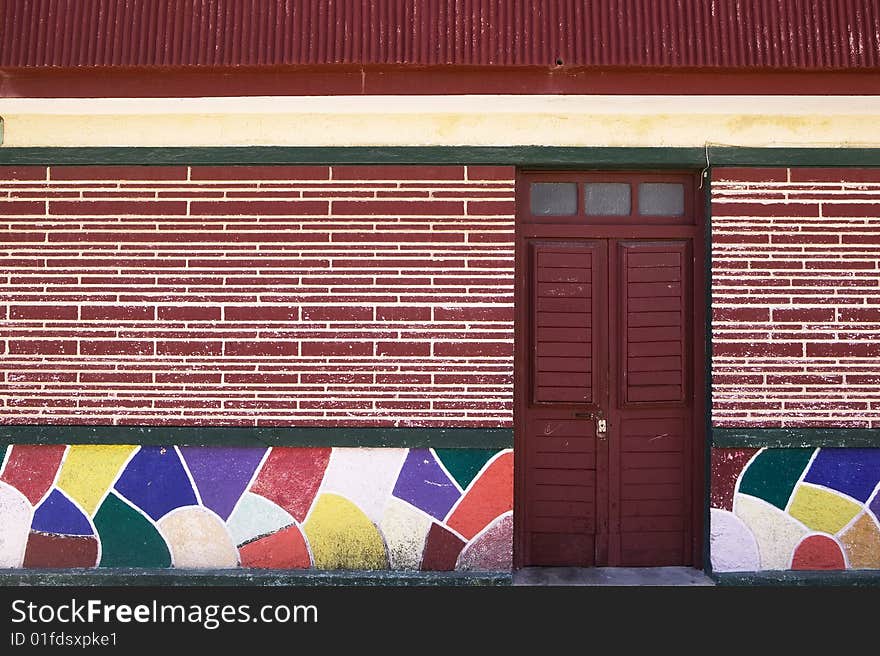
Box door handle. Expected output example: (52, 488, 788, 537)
(573, 412, 608, 440)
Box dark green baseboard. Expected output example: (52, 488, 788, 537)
(712, 570, 880, 586)
(8, 568, 880, 587)
(0, 569, 512, 587)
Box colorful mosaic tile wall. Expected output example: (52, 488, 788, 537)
(710, 447, 880, 571)
(0, 444, 513, 571)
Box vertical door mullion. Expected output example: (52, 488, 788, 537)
(606, 239, 623, 565)
(594, 239, 611, 565)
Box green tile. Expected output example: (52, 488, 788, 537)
(738, 448, 816, 510)
(433, 449, 499, 490)
(94, 492, 171, 568)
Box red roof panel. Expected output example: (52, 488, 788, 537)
(1, 0, 878, 70)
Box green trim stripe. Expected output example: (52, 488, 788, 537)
(713, 428, 880, 448)
(0, 425, 514, 448)
(1, 146, 880, 167)
(707, 148, 880, 167)
(0, 146, 702, 166)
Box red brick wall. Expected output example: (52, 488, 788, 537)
(0, 165, 514, 427)
(712, 167, 880, 428)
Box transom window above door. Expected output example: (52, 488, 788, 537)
(524, 172, 696, 225)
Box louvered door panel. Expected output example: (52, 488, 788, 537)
(613, 240, 692, 566)
(621, 242, 688, 405)
(525, 241, 606, 566)
(532, 242, 601, 405)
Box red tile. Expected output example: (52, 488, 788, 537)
(465, 166, 515, 181)
(80, 306, 155, 321)
(1, 445, 67, 505)
(0, 166, 48, 181)
(446, 451, 513, 541)
(48, 201, 187, 215)
(710, 448, 760, 511)
(250, 447, 331, 522)
(420, 523, 465, 571)
(189, 166, 330, 181)
(331, 166, 465, 181)
(49, 166, 188, 181)
(238, 525, 311, 569)
(712, 167, 789, 183)
(10, 305, 78, 320)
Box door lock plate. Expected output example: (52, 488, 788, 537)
(597, 418, 607, 434)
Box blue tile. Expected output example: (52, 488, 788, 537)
(803, 448, 880, 502)
(178, 446, 267, 520)
(31, 489, 93, 536)
(114, 446, 198, 521)
(392, 449, 461, 521)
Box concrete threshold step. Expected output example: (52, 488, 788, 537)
(513, 566, 715, 586)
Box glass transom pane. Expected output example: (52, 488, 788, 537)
(584, 182, 631, 215)
(638, 182, 685, 216)
(530, 182, 577, 216)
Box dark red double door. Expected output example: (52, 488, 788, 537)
(515, 172, 704, 568)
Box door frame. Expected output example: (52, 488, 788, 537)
(512, 168, 708, 569)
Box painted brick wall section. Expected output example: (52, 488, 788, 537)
(712, 167, 880, 428)
(0, 165, 514, 427)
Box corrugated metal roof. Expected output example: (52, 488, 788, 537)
(1, 0, 878, 69)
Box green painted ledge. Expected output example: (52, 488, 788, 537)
(712, 571, 880, 587)
(2, 146, 880, 167)
(713, 428, 880, 448)
(0, 569, 512, 587)
(0, 426, 514, 448)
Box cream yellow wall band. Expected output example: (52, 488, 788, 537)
(0, 95, 878, 149)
